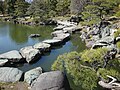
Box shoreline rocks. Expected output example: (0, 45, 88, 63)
(24, 67, 42, 85)
(31, 71, 70, 90)
(0, 67, 23, 82)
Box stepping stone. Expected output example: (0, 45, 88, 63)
(20, 46, 41, 63)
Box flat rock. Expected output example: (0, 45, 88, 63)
(53, 33, 70, 42)
(31, 71, 70, 90)
(24, 67, 42, 85)
(0, 59, 8, 66)
(53, 25, 66, 30)
(51, 30, 64, 37)
(43, 39, 62, 46)
(63, 26, 77, 33)
(0, 50, 23, 63)
(20, 46, 41, 63)
(33, 42, 51, 52)
(0, 67, 23, 82)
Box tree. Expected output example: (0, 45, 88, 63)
(4, 0, 16, 15)
(70, 0, 89, 14)
(56, 0, 70, 15)
(14, 0, 29, 17)
(27, 0, 50, 21)
(81, 0, 120, 26)
(0, 1, 4, 14)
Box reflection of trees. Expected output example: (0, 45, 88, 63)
(71, 33, 86, 52)
(9, 24, 28, 44)
(9, 24, 53, 44)
(0, 23, 9, 37)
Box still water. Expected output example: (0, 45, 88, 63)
(0, 22, 87, 90)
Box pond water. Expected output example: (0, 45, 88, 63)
(0, 22, 86, 71)
(0, 22, 87, 89)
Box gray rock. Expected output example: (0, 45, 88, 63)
(0, 50, 23, 63)
(0, 67, 23, 82)
(51, 30, 65, 37)
(31, 71, 70, 90)
(96, 36, 114, 44)
(29, 34, 40, 38)
(43, 39, 62, 46)
(63, 26, 77, 33)
(86, 41, 95, 48)
(20, 46, 41, 63)
(92, 43, 108, 49)
(0, 59, 8, 66)
(53, 33, 70, 42)
(24, 67, 42, 85)
(53, 25, 66, 30)
(33, 42, 51, 52)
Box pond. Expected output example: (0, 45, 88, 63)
(0, 22, 87, 89)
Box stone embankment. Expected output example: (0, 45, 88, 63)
(80, 17, 120, 50)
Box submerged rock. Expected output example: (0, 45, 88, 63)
(0, 59, 8, 66)
(31, 71, 70, 90)
(0, 67, 23, 82)
(0, 50, 23, 63)
(29, 34, 40, 38)
(20, 46, 41, 63)
(33, 42, 51, 52)
(24, 67, 42, 85)
(43, 39, 62, 46)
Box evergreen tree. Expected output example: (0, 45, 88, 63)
(14, 0, 29, 17)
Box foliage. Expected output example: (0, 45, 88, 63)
(56, 0, 70, 15)
(114, 29, 120, 38)
(52, 51, 98, 90)
(14, 0, 29, 17)
(80, 48, 108, 69)
(81, 0, 120, 26)
(117, 41, 120, 49)
(98, 68, 120, 80)
(52, 47, 120, 89)
(70, 0, 88, 14)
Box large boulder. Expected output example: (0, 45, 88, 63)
(43, 39, 62, 46)
(24, 67, 42, 85)
(0, 50, 23, 63)
(31, 71, 70, 90)
(20, 46, 41, 63)
(33, 42, 51, 52)
(0, 67, 23, 82)
(0, 59, 8, 66)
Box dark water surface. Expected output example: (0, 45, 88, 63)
(0, 22, 87, 89)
